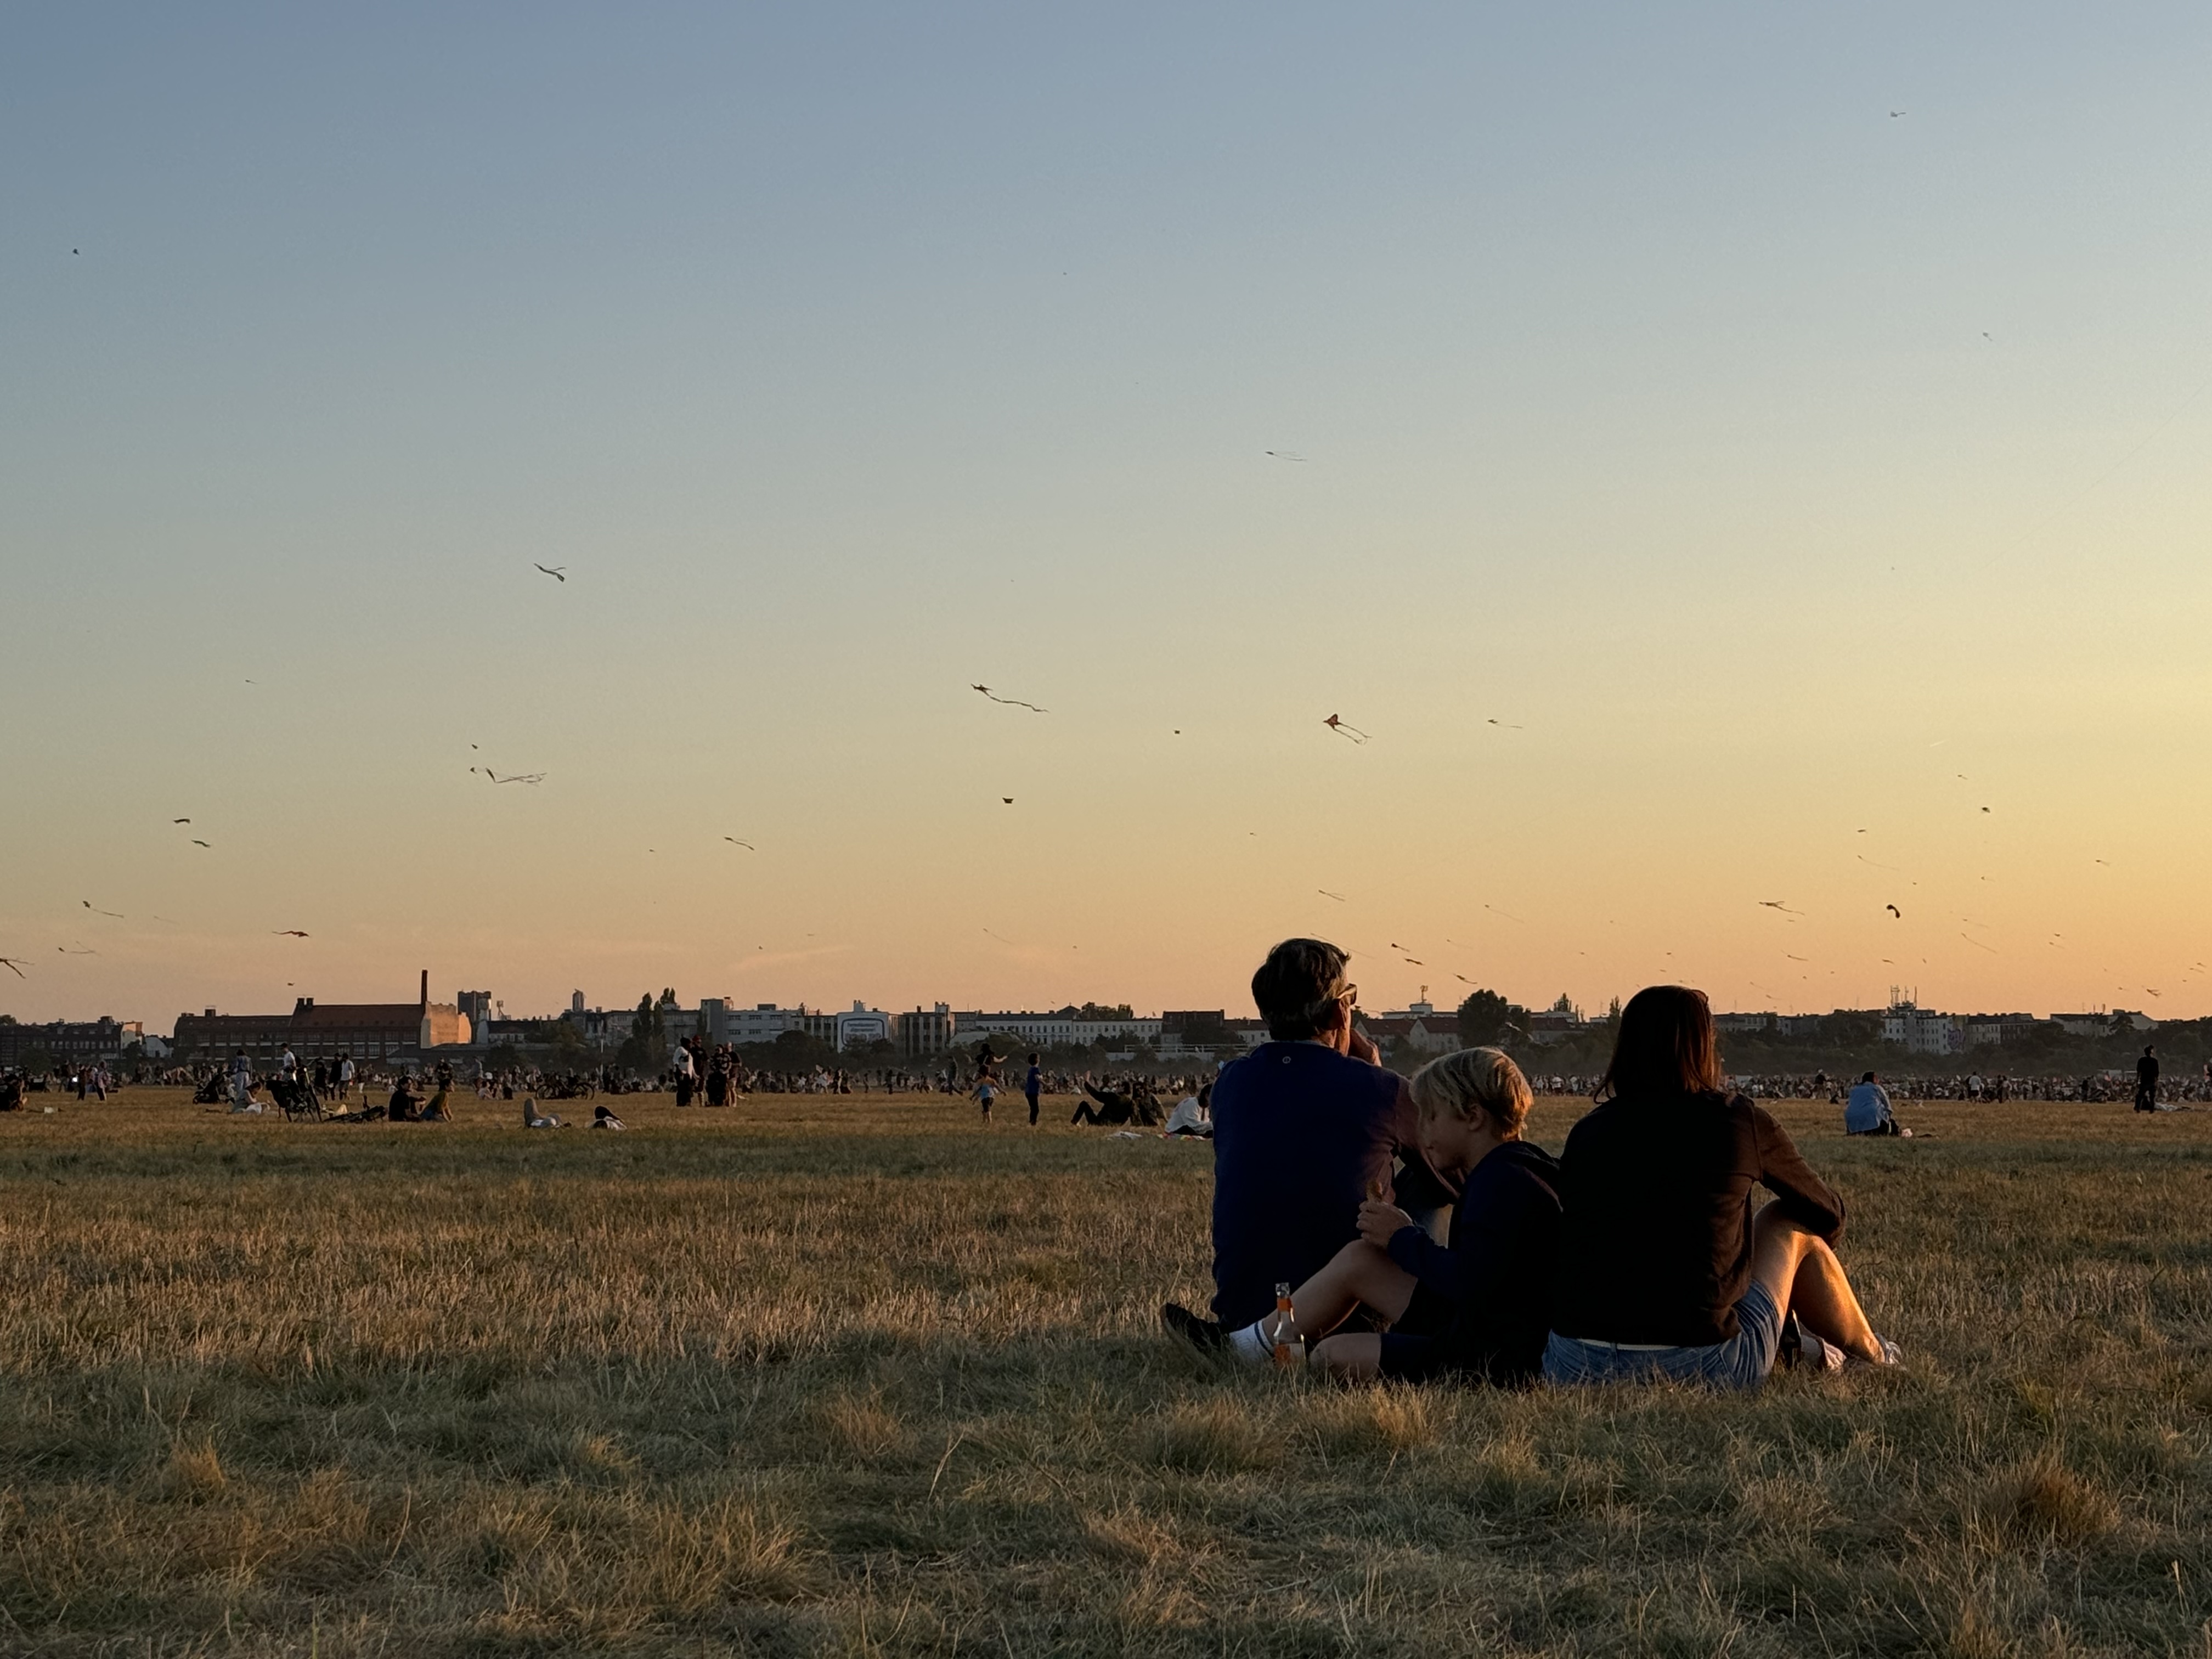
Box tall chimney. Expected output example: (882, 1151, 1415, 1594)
(420, 969, 428, 1013)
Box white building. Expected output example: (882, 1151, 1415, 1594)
(1881, 1002, 1963, 1056)
(834, 1002, 894, 1049)
(699, 1000, 804, 1046)
(957, 1011, 1165, 1048)
(899, 1004, 959, 1058)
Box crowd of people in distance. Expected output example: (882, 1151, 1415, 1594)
(1161, 939, 1901, 1392)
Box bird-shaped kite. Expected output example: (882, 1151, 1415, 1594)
(173, 817, 190, 825)
(1886, 904, 1903, 918)
(273, 930, 309, 938)
(1323, 714, 1369, 743)
(82, 900, 123, 918)
(534, 564, 566, 582)
(191, 840, 210, 848)
(0, 958, 25, 978)
(723, 837, 755, 850)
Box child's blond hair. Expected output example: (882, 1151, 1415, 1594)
(1409, 1046, 1532, 1137)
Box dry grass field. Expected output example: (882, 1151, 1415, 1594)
(5, 1087, 2212, 1657)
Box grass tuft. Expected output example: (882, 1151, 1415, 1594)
(1979, 1455, 2121, 1549)
(153, 1436, 225, 1503)
(1298, 1384, 1437, 1459)
(1146, 1394, 1281, 1474)
(809, 1387, 911, 1463)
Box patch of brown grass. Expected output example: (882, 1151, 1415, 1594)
(0, 1088, 2209, 1654)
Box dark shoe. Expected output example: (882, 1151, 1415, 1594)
(1161, 1302, 1227, 1352)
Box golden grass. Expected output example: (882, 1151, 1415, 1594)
(3, 1088, 2212, 1654)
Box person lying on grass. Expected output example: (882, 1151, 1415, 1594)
(1162, 936, 1452, 1335)
(1170, 1046, 1561, 1386)
(1543, 985, 1899, 1390)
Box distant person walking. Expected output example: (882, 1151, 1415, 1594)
(1844, 1072, 1905, 1137)
(2136, 1045, 2160, 1113)
(1024, 1053, 1042, 1127)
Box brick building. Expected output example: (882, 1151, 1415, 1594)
(0, 1017, 143, 1068)
(171, 971, 469, 1064)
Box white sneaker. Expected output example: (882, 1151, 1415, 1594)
(1846, 1336, 1903, 1369)
(1798, 1328, 1846, 1372)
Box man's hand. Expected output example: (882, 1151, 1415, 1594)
(1357, 1199, 1413, 1249)
(1346, 1028, 1381, 1066)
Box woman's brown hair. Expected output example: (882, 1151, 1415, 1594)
(1595, 985, 1723, 1101)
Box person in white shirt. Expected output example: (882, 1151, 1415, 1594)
(1163, 1084, 1214, 1138)
(228, 1049, 255, 1111)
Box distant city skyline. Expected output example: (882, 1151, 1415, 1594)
(7, 6, 2210, 1024)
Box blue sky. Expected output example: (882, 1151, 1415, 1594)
(4, 4, 2209, 1024)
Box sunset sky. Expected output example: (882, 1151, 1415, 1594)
(5, 4, 2210, 1029)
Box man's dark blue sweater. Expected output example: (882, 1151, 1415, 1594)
(1209, 1041, 1435, 1327)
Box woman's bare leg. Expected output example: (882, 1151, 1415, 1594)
(1280, 1241, 1418, 1345)
(1751, 1206, 1883, 1361)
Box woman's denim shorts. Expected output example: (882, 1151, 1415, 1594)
(1541, 1280, 1784, 1392)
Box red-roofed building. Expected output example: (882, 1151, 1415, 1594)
(172, 970, 469, 1063)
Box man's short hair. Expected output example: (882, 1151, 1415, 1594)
(1251, 938, 1352, 1041)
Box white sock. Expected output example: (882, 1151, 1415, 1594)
(1227, 1318, 1275, 1363)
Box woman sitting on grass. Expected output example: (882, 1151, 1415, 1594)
(1173, 1046, 1562, 1387)
(1544, 985, 1898, 1390)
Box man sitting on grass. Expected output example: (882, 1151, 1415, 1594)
(1163, 937, 1450, 1338)
(1844, 1071, 1909, 1137)
(1180, 1046, 1561, 1386)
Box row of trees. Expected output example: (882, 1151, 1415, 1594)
(1443, 988, 2209, 1077)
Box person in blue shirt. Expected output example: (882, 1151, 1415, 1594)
(1844, 1071, 1905, 1137)
(1160, 937, 1448, 1335)
(1024, 1053, 1043, 1128)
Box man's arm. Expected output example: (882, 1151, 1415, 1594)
(1384, 1071, 1462, 1209)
